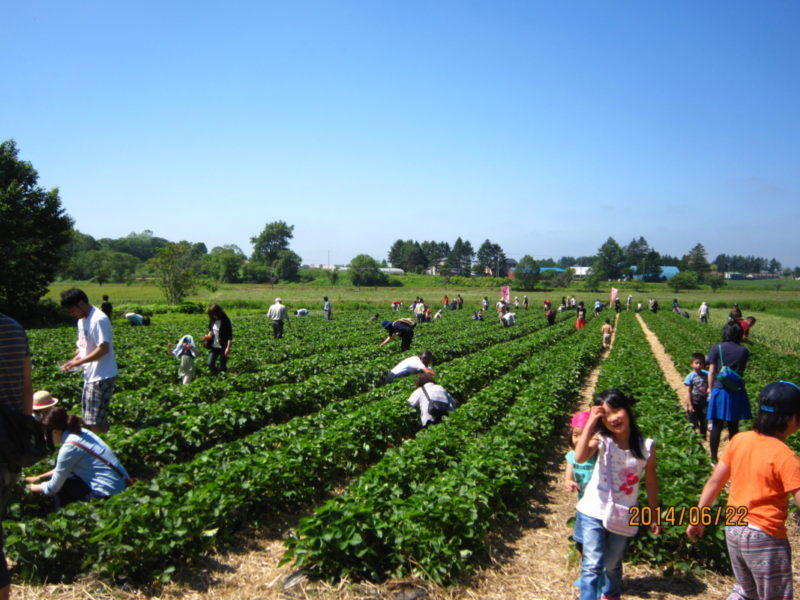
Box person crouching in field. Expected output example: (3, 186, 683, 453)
(169, 335, 198, 385)
(26, 407, 131, 510)
(386, 351, 435, 384)
(379, 318, 416, 352)
(687, 381, 800, 600)
(406, 373, 456, 427)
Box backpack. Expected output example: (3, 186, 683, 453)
(396, 318, 417, 329)
(421, 384, 453, 422)
(716, 345, 744, 393)
(0, 405, 49, 468)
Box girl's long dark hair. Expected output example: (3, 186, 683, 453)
(42, 406, 83, 434)
(207, 304, 228, 322)
(593, 389, 645, 459)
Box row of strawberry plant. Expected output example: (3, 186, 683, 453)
(595, 311, 728, 572)
(282, 318, 603, 583)
(107, 308, 563, 427)
(6, 315, 582, 581)
(640, 310, 800, 454)
(105, 310, 570, 473)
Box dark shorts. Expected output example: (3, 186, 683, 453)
(0, 459, 20, 588)
(82, 376, 116, 427)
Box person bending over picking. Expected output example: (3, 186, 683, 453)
(385, 351, 435, 384)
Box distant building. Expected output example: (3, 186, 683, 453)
(629, 265, 680, 281)
(380, 267, 405, 275)
(571, 266, 591, 278)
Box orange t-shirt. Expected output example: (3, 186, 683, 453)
(721, 431, 800, 538)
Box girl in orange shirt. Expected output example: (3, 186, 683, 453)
(687, 381, 800, 600)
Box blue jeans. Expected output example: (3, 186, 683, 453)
(579, 513, 628, 600)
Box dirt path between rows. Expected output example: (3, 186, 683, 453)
(12, 315, 736, 600)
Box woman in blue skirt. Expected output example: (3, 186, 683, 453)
(706, 321, 751, 462)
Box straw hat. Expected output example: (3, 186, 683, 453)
(33, 390, 59, 411)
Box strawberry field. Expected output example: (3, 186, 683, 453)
(7, 303, 800, 592)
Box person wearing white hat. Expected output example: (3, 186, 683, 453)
(267, 298, 290, 339)
(168, 336, 198, 384)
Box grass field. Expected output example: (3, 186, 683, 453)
(45, 276, 800, 316)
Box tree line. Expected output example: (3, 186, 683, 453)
(2, 138, 797, 319)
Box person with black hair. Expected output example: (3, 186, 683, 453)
(574, 389, 661, 600)
(59, 288, 117, 434)
(25, 407, 130, 510)
(683, 353, 709, 438)
(706, 321, 752, 462)
(100, 295, 113, 319)
(687, 381, 800, 600)
(206, 304, 233, 374)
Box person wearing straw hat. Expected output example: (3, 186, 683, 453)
(32, 390, 59, 420)
(26, 407, 130, 510)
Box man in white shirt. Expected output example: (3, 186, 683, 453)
(267, 298, 290, 339)
(386, 351, 434, 384)
(406, 373, 456, 427)
(60, 289, 118, 434)
(501, 312, 516, 327)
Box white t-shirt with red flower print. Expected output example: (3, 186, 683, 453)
(576, 435, 654, 521)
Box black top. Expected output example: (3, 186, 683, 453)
(707, 341, 749, 389)
(208, 315, 233, 347)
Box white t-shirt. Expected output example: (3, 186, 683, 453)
(406, 383, 455, 426)
(576, 435, 654, 520)
(77, 306, 118, 382)
(212, 320, 222, 349)
(296, 308, 309, 316)
(390, 356, 425, 378)
(501, 312, 516, 325)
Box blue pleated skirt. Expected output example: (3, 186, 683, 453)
(707, 386, 752, 421)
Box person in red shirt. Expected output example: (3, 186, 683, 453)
(687, 381, 800, 600)
(738, 316, 756, 342)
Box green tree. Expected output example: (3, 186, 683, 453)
(100, 230, 169, 261)
(554, 268, 575, 288)
(273, 249, 302, 282)
(592, 237, 624, 280)
(584, 271, 601, 292)
(149, 241, 200, 304)
(706, 273, 726, 292)
(250, 221, 294, 265)
(669, 271, 699, 293)
(209, 245, 246, 283)
(349, 254, 388, 287)
(514, 255, 540, 290)
(447, 237, 474, 276)
(683, 243, 710, 280)
(83, 249, 140, 283)
(475, 239, 507, 277)
(0, 140, 73, 318)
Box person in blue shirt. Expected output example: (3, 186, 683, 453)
(684, 353, 709, 438)
(25, 407, 129, 510)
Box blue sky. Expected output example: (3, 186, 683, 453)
(3, 1, 798, 267)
